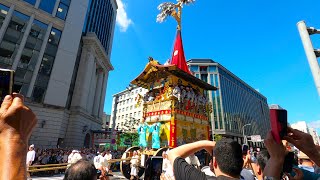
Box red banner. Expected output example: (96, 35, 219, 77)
(145, 110, 171, 117)
(175, 109, 209, 121)
(170, 119, 177, 148)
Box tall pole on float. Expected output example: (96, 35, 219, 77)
(297, 21, 320, 96)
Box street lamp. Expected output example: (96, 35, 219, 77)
(242, 123, 251, 145)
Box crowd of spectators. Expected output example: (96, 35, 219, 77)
(27, 147, 125, 177)
(3, 93, 320, 180)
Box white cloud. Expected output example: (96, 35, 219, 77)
(116, 0, 133, 32)
(308, 120, 320, 129)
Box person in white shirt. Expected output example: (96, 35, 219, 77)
(130, 151, 140, 180)
(185, 153, 201, 169)
(94, 152, 109, 179)
(162, 150, 174, 179)
(67, 150, 82, 168)
(26, 144, 36, 178)
(104, 151, 113, 175)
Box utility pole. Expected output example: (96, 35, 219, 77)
(297, 21, 320, 96)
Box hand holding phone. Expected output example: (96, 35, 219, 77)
(270, 109, 287, 143)
(0, 68, 14, 102)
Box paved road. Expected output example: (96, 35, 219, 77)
(31, 172, 127, 180)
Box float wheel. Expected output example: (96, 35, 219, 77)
(120, 146, 145, 179)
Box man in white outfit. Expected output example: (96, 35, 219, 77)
(104, 150, 113, 175)
(26, 144, 36, 179)
(130, 151, 140, 180)
(94, 152, 109, 180)
(67, 150, 83, 168)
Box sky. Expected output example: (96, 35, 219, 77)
(104, 0, 320, 131)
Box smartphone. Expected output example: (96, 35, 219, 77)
(270, 109, 287, 143)
(0, 69, 14, 102)
(242, 144, 249, 155)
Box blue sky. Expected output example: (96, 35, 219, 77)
(104, 0, 320, 130)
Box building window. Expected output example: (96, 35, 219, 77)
(190, 65, 198, 72)
(209, 66, 217, 72)
(32, 28, 61, 103)
(56, 0, 71, 20)
(23, 0, 37, 5)
(138, 111, 141, 116)
(126, 107, 128, 111)
(125, 114, 128, 118)
(200, 66, 207, 72)
(121, 115, 124, 119)
(15, 20, 48, 96)
(130, 106, 132, 110)
(0, 4, 9, 28)
(39, 0, 57, 14)
(134, 112, 136, 117)
(201, 74, 208, 83)
(0, 11, 30, 69)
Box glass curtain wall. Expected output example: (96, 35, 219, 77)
(15, 20, 48, 96)
(56, 0, 71, 20)
(0, 11, 30, 69)
(0, 4, 9, 28)
(32, 28, 61, 102)
(39, 0, 57, 14)
(23, 0, 37, 6)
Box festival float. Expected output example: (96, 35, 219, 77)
(119, 0, 217, 179)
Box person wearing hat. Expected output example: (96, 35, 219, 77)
(26, 144, 36, 179)
(298, 151, 315, 172)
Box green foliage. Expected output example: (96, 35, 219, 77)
(214, 134, 223, 141)
(118, 132, 139, 147)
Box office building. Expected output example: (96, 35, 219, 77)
(110, 87, 149, 131)
(0, 0, 117, 148)
(291, 121, 320, 145)
(102, 113, 111, 130)
(187, 59, 270, 145)
(291, 121, 309, 134)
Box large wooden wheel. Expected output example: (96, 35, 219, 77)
(120, 146, 145, 179)
(153, 147, 170, 156)
(120, 147, 171, 179)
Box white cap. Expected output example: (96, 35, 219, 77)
(72, 150, 79, 153)
(30, 144, 35, 148)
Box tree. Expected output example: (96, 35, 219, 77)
(119, 132, 139, 146)
(214, 134, 223, 141)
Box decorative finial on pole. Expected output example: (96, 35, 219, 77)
(156, 0, 195, 30)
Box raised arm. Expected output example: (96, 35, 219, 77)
(167, 140, 215, 164)
(0, 94, 37, 180)
(284, 127, 320, 167)
(263, 131, 285, 179)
